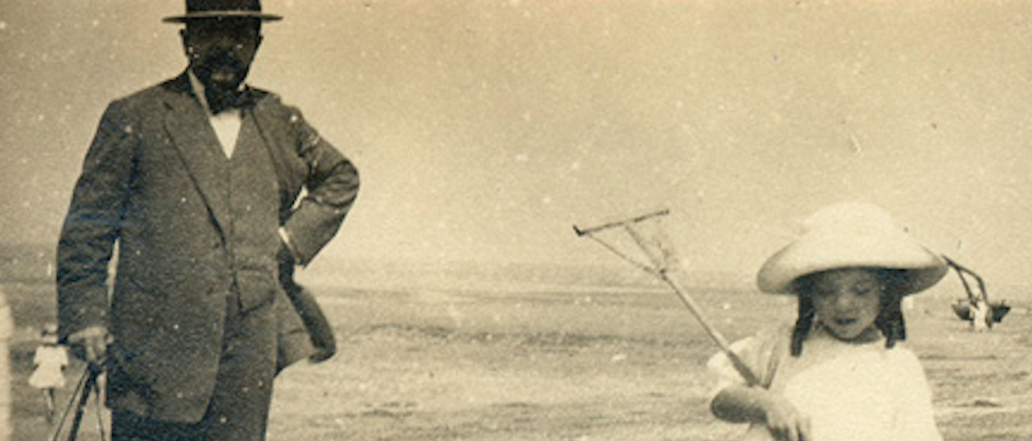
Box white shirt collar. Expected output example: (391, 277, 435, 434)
(186, 69, 245, 158)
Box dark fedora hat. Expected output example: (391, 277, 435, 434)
(163, 0, 283, 23)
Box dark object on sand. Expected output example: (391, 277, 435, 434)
(951, 299, 1011, 323)
(942, 255, 1009, 325)
(279, 254, 337, 364)
(284, 282, 337, 362)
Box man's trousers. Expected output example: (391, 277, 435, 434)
(111, 295, 277, 441)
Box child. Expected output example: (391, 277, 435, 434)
(28, 323, 68, 423)
(708, 202, 947, 441)
(970, 298, 990, 332)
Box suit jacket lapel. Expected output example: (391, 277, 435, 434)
(251, 97, 306, 217)
(161, 73, 231, 237)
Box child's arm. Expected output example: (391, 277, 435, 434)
(712, 385, 812, 441)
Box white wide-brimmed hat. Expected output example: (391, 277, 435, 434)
(757, 202, 947, 295)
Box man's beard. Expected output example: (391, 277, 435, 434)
(194, 53, 250, 94)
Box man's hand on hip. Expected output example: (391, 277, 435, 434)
(67, 325, 112, 364)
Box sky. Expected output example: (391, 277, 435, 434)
(1, 0, 1030, 289)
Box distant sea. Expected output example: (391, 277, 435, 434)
(4, 241, 1027, 308)
(1, 241, 752, 292)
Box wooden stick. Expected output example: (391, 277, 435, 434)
(573, 208, 670, 236)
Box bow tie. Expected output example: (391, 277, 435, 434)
(206, 88, 253, 115)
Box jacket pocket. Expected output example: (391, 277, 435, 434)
(235, 267, 278, 313)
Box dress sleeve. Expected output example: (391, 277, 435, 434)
(893, 349, 944, 441)
(706, 326, 786, 397)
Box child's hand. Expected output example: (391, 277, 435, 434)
(762, 394, 812, 441)
(711, 386, 812, 441)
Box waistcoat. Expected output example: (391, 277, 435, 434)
(214, 109, 282, 312)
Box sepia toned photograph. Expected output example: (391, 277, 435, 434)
(1, 1, 1030, 440)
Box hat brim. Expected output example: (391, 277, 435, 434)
(756, 228, 948, 296)
(163, 11, 283, 23)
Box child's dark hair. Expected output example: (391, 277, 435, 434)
(789, 268, 908, 357)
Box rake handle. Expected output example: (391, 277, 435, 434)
(657, 272, 761, 386)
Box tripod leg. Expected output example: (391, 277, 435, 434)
(49, 367, 90, 441)
(65, 366, 98, 441)
(93, 374, 108, 441)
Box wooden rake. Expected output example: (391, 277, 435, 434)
(574, 208, 760, 386)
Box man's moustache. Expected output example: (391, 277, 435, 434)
(199, 54, 244, 73)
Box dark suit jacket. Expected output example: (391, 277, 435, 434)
(57, 72, 359, 422)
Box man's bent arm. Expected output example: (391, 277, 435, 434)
(280, 110, 360, 265)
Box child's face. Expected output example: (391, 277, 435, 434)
(808, 268, 882, 341)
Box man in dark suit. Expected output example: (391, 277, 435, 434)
(56, 1, 359, 440)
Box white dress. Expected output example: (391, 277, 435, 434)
(971, 301, 990, 332)
(28, 345, 68, 390)
(708, 324, 943, 441)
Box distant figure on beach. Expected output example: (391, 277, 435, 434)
(708, 202, 947, 441)
(28, 323, 68, 423)
(55, 1, 358, 440)
(970, 298, 990, 332)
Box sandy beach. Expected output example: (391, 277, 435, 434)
(5, 263, 1030, 441)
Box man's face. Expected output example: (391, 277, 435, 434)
(181, 18, 262, 93)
